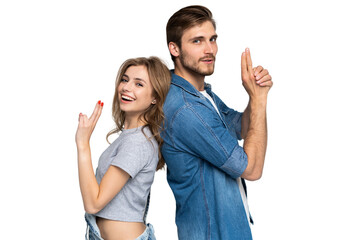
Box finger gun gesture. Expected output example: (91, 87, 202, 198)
(76, 101, 104, 148)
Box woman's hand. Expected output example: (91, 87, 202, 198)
(76, 101, 104, 149)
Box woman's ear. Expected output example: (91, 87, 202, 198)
(151, 99, 157, 104)
(169, 42, 180, 58)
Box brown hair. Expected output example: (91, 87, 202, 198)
(166, 5, 216, 61)
(106, 57, 171, 170)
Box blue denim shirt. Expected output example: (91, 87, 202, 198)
(161, 72, 252, 240)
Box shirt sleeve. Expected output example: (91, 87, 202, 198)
(169, 103, 248, 179)
(110, 138, 150, 178)
(212, 92, 243, 140)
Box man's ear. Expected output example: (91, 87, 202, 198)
(169, 42, 180, 58)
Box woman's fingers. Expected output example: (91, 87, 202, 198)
(94, 101, 103, 125)
(89, 101, 101, 121)
(78, 100, 103, 129)
(87, 100, 104, 129)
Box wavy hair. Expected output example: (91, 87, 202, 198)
(106, 57, 171, 170)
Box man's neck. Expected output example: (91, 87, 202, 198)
(174, 67, 205, 91)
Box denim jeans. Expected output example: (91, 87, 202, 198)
(85, 213, 156, 240)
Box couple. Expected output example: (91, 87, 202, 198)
(76, 5, 273, 240)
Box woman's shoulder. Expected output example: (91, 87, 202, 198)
(117, 126, 158, 151)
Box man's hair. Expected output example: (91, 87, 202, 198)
(166, 5, 216, 61)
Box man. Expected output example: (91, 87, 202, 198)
(161, 5, 273, 240)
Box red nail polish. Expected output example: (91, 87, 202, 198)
(98, 100, 101, 104)
(101, 102, 104, 107)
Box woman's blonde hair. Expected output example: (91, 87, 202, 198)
(106, 56, 171, 170)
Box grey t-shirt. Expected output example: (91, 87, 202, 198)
(94, 126, 158, 222)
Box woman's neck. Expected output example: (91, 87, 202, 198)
(123, 116, 146, 130)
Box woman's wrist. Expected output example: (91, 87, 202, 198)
(76, 142, 91, 152)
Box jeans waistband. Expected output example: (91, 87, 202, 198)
(85, 213, 155, 240)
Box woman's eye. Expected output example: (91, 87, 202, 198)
(136, 83, 143, 87)
(121, 78, 128, 82)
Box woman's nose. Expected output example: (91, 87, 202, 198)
(122, 82, 132, 92)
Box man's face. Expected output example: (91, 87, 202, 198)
(178, 21, 218, 76)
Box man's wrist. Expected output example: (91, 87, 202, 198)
(249, 97, 267, 109)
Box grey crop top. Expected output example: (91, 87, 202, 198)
(94, 126, 158, 222)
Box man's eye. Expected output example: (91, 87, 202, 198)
(210, 38, 217, 42)
(193, 39, 200, 44)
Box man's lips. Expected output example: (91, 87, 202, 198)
(200, 56, 215, 63)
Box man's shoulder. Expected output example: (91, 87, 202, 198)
(164, 83, 186, 108)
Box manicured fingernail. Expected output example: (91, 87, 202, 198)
(101, 102, 104, 107)
(98, 100, 101, 104)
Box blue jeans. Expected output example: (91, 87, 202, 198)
(85, 213, 156, 240)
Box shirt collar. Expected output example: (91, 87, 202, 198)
(170, 70, 212, 97)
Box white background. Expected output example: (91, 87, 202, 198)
(1, 0, 359, 239)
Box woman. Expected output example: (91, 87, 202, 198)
(75, 57, 171, 240)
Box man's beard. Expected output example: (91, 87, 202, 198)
(179, 49, 215, 76)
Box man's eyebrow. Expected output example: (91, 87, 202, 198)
(189, 34, 218, 41)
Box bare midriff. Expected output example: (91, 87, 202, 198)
(96, 217, 146, 240)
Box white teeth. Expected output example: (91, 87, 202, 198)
(122, 95, 135, 101)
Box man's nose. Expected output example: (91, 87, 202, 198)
(204, 41, 214, 54)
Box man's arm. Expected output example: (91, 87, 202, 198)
(241, 65, 272, 139)
(240, 48, 272, 181)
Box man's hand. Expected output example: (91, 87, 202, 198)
(240, 48, 271, 180)
(253, 65, 273, 87)
(241, 48, 272, 100)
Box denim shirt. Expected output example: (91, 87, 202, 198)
(161, 72, 252, 240)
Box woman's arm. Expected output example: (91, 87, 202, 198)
(76, 101, 130, 214)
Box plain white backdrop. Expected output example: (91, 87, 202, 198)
(1, 0, 359, 239)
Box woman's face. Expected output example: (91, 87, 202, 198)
(118, 65, 155, 120)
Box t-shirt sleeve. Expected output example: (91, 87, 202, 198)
(110, 138, 151, 178)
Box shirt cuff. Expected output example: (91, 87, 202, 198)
(219, 146, 248, 179)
